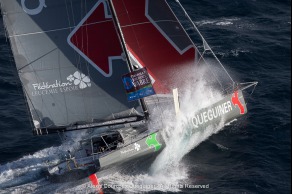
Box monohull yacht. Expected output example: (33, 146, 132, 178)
(0, 0, 257, 182)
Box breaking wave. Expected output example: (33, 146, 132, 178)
(195, 18, 240, 27)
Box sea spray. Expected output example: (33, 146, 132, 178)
(0, 130, 87, 190)
(95, 66, 229, 193)
(30, 66, 230, 194)
(150, 66, 224, 174)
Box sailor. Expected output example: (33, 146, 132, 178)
(58, 166, 63, 174)
(99, 146, 105, 153)
(67, 150, 72, 159)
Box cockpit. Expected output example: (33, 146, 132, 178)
(75, 131, 123, 159)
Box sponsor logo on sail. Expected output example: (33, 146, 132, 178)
(31, 71, 91, 96)
(21, 0, 47, 15)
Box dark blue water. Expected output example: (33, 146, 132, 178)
(0, 0, 291, 193)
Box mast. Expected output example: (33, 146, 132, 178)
(1, 0, 148, 136)
(108, 0, 198, 94)
(107, 0, 149, 119)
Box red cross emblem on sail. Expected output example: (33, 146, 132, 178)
(68, 1, 122, 77)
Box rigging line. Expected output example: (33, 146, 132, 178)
(119, 0, 148, 73)
(65, 0, 77, 64)
(33, 72, 62, 129)
(65, 0, 83, 105)
(63, 0, 71, 125)
(80, 0, 85, 61)
(3, 4, 60, 129)
(84, 0, 94, 121)
(240, 82, 258, 94)
(155, 95, 172, 131)
(195, 48, 225, 91)
(17, 48, 58, 72)
(201, 53, 225, 91)
(175, 0, 235, 86)
(3, 16, 44, 130)
(31, 70, 95, 128)
(28, 53, 73, 128)
(81, 1, 113, 122)
(78, 1, 102, 122)
(165, 1, 200, 53)
(249, 84, 257, 96)
(239, 82, 258, 105)
(82, 0, 96, 122)
(11, 51, 35, 131)
(8, 20, 111, 38)
(120, 20, 179, 28)
(108, 0, 149, 119)
(224, 84, 235, 94)
(167, 0, 226, 92)
(119, 0, 170, 128)
(120, 1, 171, 126)
(67, 0, 89, 121)
(119, 0, 143, 66)
(78, 0, 88, 120)
(57, 49, 69, 124)
(0, 3, 8, 43)
(22, 83, 42, 130)
(64, 0, 72, 35)
(70, 0, 82, 65)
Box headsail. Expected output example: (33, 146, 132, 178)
(110, 0, 198, 93)
(0, 0, 144, 135)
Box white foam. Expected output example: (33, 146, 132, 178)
(96, 66, 228, 193)
(0, 66, 233, 193)
(216, 21, 234, 26)
(150, 66, 224, 173)
(0, 131, 87, 190)
(196, 18, 239, 27)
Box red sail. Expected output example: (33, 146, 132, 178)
(111, 0, 197, 93)
(68, 1, 122, 77)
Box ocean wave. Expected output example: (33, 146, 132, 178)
(215, 48, 252, 58)
(195, 18, 240, 27)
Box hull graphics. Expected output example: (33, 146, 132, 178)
(191, 90, 247, 131)
(48, 90, 247, 181)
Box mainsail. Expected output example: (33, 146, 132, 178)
(110, 0, 198, 93)
(0, 0, 144, 135)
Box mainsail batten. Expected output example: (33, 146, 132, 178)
(0, 0, 144, 135)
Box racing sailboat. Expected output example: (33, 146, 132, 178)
(0, 0, 257, 182)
